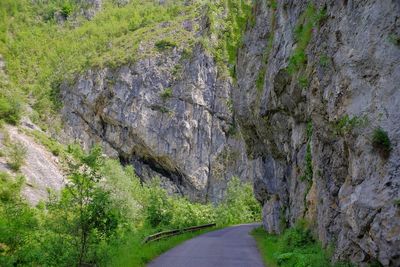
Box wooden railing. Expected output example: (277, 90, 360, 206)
(143, 223, 216, 244)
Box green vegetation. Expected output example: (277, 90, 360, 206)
(0, 0, 255, 126)
(333, 115, 367, 136)
(5, 141, 27, 171)
(372, 127, 391, 157)
(251, 227, 279, 267)
(215, 176, 261, 225)
(0, 87, 23, 125)
(205, 0, 253, 77)
(298, 75, 309, 88)
(60, 2, 74, 19)
(0, 0, 199, 123)
(388, 34, 400, 46)
(256, 67, 267, 92)
(155, 40, 177, 51)
(252, 222, 352, 267)
(268, 0, 278, 10)
(287, 4, 327, 85)
(319, 54, 331, 67)
(160, 87, 173, 100)
(0, 142, 261, 266)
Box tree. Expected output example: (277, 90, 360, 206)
(59, 145, 119, 265)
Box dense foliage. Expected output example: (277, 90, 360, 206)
(0, 145, 260, 266)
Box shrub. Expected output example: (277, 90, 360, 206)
(0, 95, 22, 125)
(372, 127, 391, 157)
(300, 142, 313, 182)
(319, 54, 330, 67)
(169, 198, 216, 229)
(216, 176, 261, 225)
(287, 4, 327, 76)
(299, 75, 309, 88)
(333, 115, 367, 136)
(160, 88, 173, 100)
(276, 221, 331, 267)
(0, 143, 262, 266)
(145, 179, 173, 229)
(61, 3, 73, 19)
(0, 172, 25, 202)
(155, 40, 177, 51)
(6, 141, 27, 171)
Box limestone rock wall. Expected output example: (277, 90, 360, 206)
(234, 0, 400, 265)
(61, 44, 253, 202)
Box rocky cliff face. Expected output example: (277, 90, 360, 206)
(61, 43, 253, 202)
(234, 0, 400, 265)
(60, 0, 400, 265)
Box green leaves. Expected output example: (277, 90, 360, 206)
(372, 127, 391, 158)
(215, 176, 261, 225)
(0, 94, 23, 125)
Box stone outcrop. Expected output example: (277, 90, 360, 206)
(234, 0, 400, 265)
(61, 43, 253, 202)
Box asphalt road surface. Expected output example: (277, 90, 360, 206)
(148, 223, 265, 267)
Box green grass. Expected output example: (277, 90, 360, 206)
(108, 226, 221, 267)
(251, 227, 279, 267)
(372, 127, 391, 157)
(252, 225, 358, 267)
(160, 87, 173, 100)
(333, 115, 367, 136)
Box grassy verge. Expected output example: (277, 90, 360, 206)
(251, 227, 279, 267)
(251, 224, 355, 267)
(108, 226, 222, 267)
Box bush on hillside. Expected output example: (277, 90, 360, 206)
(0, 95, 22, 125)
(6, 141, 27, 171)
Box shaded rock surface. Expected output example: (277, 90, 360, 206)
(234, 0, 400, 266)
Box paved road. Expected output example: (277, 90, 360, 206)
(148, 223, 265, 267)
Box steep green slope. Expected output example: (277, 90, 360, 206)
(0, 0, 251, 126)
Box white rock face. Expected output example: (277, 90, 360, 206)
(234, 0, 400, 265)
(61, 45, 254, 202)
(0, 126, 65, 205)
